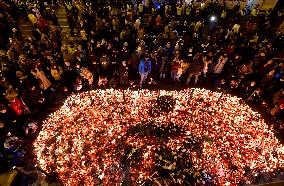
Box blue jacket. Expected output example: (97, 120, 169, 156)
(139, 59, 152, 73)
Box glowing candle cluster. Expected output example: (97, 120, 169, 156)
(33, 88, 284, 185)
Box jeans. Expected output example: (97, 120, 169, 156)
(160, 73, 166, 79)
(187, 72, 201, 85)
(171, 71, 177, 80)
(139, 72, 148, 85)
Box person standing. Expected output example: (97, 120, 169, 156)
(186, 53, 204, 85)
(176, 3, 183, 18)
(213, 54, 228, 75)
(100, 54, 110, 76)
(31, 66, 52, 90)
(119, 61, 129, 87)
(171, 54, 181, 82)
(139, 55, 151, 86)
(67, 10, 75, 35)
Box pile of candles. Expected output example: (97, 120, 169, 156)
(33, 88, 284, 185)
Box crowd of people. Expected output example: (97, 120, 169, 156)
(0, 0, 284, 179)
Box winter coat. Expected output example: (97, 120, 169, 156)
(51, 67, 63, 81)
(171, 60, 180, 73)
(31, 69, 52, 90)
(9, 98, 29, 116)
(100, 56, 110, 69)
(139, 59, 152, 74)
(128, 53, 140, 71)
(188, 61, 203, 74)
(80, 67, 93, 85)
(188, 53, 204, 74)
(119, 65, 129, 84)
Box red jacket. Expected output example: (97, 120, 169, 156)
(9, 98, 29, 116)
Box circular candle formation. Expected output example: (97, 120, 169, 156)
(33, 88, 284, 185)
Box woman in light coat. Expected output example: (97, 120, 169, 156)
(31, 67, 52, 90)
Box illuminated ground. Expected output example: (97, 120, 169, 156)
(33, 88, 284, 185)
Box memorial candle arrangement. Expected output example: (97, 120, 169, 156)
(33, 88, 284, 185)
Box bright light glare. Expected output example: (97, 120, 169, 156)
(210, 16, 217, 22)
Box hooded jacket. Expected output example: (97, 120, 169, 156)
(139, 59, 152, 73)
